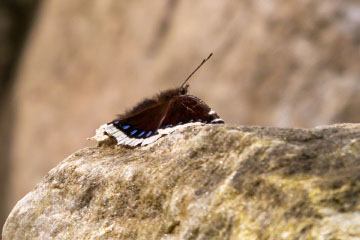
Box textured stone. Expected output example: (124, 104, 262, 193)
(3, 124, 360, 239)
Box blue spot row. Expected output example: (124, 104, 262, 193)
(122, 125, 130, 130)
(116, 123, 158, 138)
(114, 121, 185, 139)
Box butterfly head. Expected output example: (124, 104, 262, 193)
(179, 84, 189, 95)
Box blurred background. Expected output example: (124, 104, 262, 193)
(1, 0, 360, 232)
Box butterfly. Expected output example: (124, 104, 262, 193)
(92, 53, 224, 147)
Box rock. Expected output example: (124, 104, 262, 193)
(3, 124, 360, 239)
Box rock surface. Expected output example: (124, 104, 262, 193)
(3, 124, 360, 240)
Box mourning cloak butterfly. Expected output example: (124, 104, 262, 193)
(91, 53, 224, 147)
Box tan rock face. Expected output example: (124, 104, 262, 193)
(3, 124, 360, 239)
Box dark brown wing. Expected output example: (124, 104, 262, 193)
(109, 101, 171, 139)
(159, 95, 223, 129)
(108, 94, 223, 140)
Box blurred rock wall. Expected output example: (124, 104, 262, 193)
(3, 0, 360, 231)
(0, 0, 40, 231)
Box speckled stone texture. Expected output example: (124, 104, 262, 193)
(3, 124, 360, 239)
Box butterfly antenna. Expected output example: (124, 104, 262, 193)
(180, 53, 213, 88)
